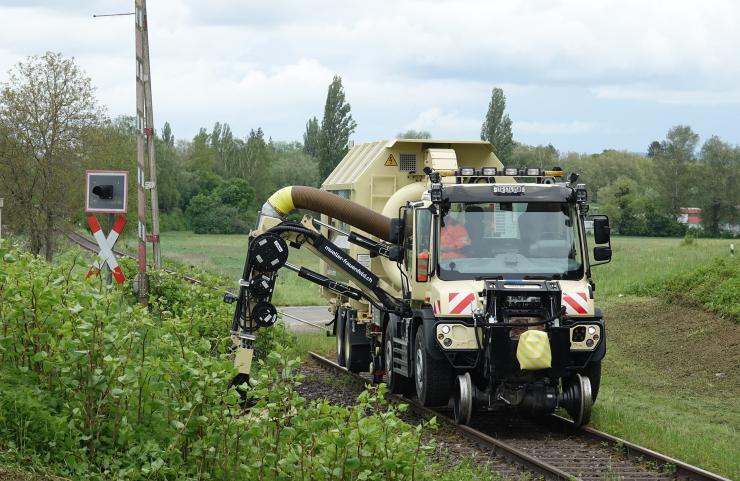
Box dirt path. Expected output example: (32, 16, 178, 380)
(605, 298, 740, 401)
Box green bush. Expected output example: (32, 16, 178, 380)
(185, 178, 257, 234)
(680, 229, 697, 246)
(159, 212, 188, 232)
(1, 248, 463, 480)
(663, 256, 740, 322)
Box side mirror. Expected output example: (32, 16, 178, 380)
(593, 246, 612, 261)
(594, 218, 610, 245)
(389, 217, 405, 245)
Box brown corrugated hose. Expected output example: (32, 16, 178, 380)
(292, 186, 392, 241)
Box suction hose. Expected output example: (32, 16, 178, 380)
(263, 186, 392, 242)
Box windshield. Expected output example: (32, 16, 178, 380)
(436, 202, 584, 281)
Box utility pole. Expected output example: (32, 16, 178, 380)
(134, 1, 149, 304)
(94, 5, 161, 303)
(140, 0, 162, 271)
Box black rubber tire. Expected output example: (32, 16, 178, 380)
(345, 315, 371, 373)
(335, 308, 346, 367)
(414, 325, 455, 407)
(581, 360, 601, 403)
(384, 320, 413, 395)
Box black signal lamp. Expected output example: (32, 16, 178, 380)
(92, 185, 113, 199)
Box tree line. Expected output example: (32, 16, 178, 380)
(1, 53, 738, 262)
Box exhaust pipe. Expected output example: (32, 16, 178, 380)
(262, 186, 392, 242)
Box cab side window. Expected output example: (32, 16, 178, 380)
(415, 209, 432, 282)
(403, 207, 414, 271)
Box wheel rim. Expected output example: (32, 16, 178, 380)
(385, 330, 393, 375)
(578, 374, 592, 426)
(344, 319, 351, 363)
(336, 321, 342, 359)
(453, 373, 472, 425)
(415, 341, 424, 391)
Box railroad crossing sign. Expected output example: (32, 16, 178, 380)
(86, 215, 127, 284)
(85, 171, 128, 213)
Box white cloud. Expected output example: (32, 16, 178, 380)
(513, 121, 597, 135)
(1, 1, 740, 152)
(404, 108, 481, 139)
(591, 85, 740, 105)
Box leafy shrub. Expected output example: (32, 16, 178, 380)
(663, 256, 740, 322)
(0, 248, 453, 480)
(186, 178, 257, 234)
(681, 229, 697, 246)
(158, 211, 188, 232)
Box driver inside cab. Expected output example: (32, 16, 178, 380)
(440, 213, 471, 259)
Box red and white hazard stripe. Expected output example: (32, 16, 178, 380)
(432, 299, 441, 315)
(448, 292, 476, 315)
(86, 216, 127, 284)
(562, 292, 588, 315)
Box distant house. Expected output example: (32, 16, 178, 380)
(678, 207, 701, 226)
(678, 207, 740, 233)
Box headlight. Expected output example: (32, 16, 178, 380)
(481, 167, 497, 176)
(576, 183, 587, 203)
(526, 167, 541, 176)
(504, 167, 519, 176)
(587, 326, 596, 335)
(459, 167, 475, 176)
(441, 325, 450, 334)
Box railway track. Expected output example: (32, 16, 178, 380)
(66, 231, 203, 285)
(309, 351, 731, 481)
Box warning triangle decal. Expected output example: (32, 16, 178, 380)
(385, 154, 397, 166)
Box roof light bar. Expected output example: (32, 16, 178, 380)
(446, 167, 564, 178)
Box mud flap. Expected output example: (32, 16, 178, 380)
(416, 308, 447, 361)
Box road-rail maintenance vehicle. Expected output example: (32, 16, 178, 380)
(225, 139, 612, 426)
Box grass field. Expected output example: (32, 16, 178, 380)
(118, 231, 327, 306)
(131, 231, 740, 478)
(589, 236, 734, 299)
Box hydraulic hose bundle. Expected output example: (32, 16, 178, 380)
(264, 186, 393, 242)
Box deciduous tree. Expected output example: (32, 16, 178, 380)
(696, 136, 739, 235)
(646, 140, 661, 158)
(0, 52, 105, 259)
(656, 125, 699, 219)
(303, 116, 320, 158)
(480, 87, 514, 163)
(396, 129, 432, 139)
(318, 76, 357, 180)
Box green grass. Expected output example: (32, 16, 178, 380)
(117, 231, 327, 306)
(593, 364, 740, 479)
(590, 236, 734, 298)
(290, 329, 336, 361)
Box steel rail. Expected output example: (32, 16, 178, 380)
(308, 351, 733, 481)
(279, 311, 330, 331)
(66, 231, 204, 286)
(548, 415, 731, 481)
(309, 351, 574, 481)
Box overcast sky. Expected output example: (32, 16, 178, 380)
(1, 0, 738, 154)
